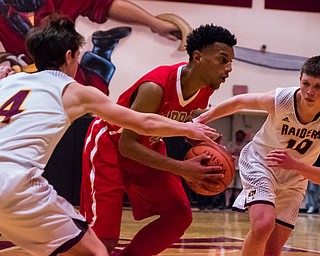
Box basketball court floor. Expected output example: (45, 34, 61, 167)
(1, 208, 320, 255)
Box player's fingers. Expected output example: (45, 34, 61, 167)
(201, 135, 216, 144)
(203, 169, 224, 178)
(185, 153, 210, 166)
(204, 132, 221, 142)
(214, 135, 223, 144)
(203, 165, 224, 173)
(268, 149, 286, 155)
(266, 163, 278, 167)
(264, 156, 281, 162)
(156, 13, 192, 51)
(185, 137, 202, 147)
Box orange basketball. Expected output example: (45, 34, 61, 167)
(184, 142, 235, 196)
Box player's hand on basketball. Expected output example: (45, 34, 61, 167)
(264, 149, 297, 169)
(185, 122, 220, 144)
(182, 154, 224, 189)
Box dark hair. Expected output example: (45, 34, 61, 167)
(186, 24, 237, 61)
(236, 130, 246, 137)
(300, 55, 320, 78)
(26, 14, 85, 70)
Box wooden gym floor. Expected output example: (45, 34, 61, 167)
(1, 208, 320, 255)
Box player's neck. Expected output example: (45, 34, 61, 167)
(296, 94, 320, 124)
(180, 66, 202, 100)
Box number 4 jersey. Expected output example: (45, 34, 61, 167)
(251, 87, 320, 166)
(0, 70, 74, 169)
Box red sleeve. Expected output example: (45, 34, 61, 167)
(0, 16, 33, 63)
(34, 0, 55, 25)
(35, 0, 114, 24)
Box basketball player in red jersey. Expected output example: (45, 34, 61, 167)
(80, 24, 237, 255)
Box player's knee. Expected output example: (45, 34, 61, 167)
(162, 203, 193, 232)
(251, 218, 275, 240)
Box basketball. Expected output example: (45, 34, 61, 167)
(184, 142, 235, 196)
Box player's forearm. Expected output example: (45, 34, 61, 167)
(195, 97, 244, 124)
(108, 0, 157, 28)
(195, 92, 273, 124)
(142, 114, 192, 137)
(295, 163, 320, 184)
(119, 138, 184, 174)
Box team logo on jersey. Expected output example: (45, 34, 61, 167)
(248, 190, 256, 199)
(282, 117, 290, 122)
(150, 110, 189, 144)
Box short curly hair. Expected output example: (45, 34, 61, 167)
(300, 55, 320, 78)
(186, 24, 237, 61)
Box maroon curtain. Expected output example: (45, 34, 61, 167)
(265, 0, 320, 13)
(161, 0, 252, 7)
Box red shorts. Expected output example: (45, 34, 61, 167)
(80, 118, 189, 240)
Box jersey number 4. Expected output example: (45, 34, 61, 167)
(0, 90, 30, 124)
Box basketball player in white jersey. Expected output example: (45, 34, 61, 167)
(194, 55, 320, 256)
(0, 15, 219, 256)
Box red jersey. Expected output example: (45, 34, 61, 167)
(108, 62, 214, 172)
(81, 62, 214, 236)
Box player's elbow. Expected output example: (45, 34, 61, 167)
(118, 143, 129, 158)
(118, 138, 132, 158)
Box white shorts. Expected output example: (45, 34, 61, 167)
(233, 144, 307, 228)
(0, 164, 87, 256)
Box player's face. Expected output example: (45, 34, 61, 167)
(198, 43, 234, 90)
(299, 73, 320, 108)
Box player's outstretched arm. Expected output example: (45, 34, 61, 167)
(63, 83, 219, 142)
(193, 90, 275, 124)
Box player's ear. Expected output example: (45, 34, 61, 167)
(193, 50, 202, 63)
(65, 50, 73, 65)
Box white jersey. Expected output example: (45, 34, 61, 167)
(0, 71, 87, 256)
(0, 70, 74, 169)
(252, 87, 320, 166)
(234, 87, 320, 227)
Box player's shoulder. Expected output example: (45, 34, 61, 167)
(151, 62, 187, 73)
(275, 87, 298, 104)
(275, 86, 299, 96)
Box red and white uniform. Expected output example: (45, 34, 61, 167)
(80, 63, 214, 239)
